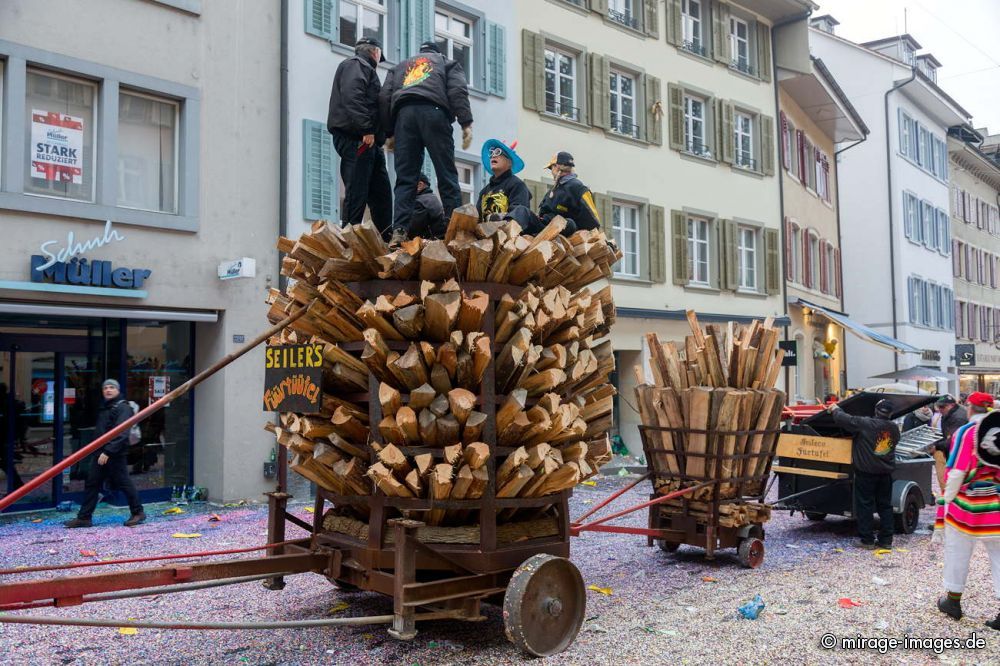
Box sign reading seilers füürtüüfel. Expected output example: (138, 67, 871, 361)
(263, 344, 324, 413)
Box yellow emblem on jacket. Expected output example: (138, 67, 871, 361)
(482, 191, 510, 216)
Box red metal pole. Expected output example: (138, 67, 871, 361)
(0, 302, 314, 512)
(570, 472, 651, 526)
(571, 481, 713, 533)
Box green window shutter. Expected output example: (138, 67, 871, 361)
(712, 2, 731, 64)
(523, 179, 547, 213)
(644, 75, 663, 145)
(303, 119, 338, 221)
(589, 0, 609, 14)
(400, 0, 434, 57)
(589, 53, 611, 130)
(722, 219, 738, 290)
(665, 0, 682, 45)
(593, 193, 614, 240)
(756, 23, 772, 82)
(486, 21, 507, 97)
(521, 30, 545, 112)
(764, 228, 780, 294)
(668, 84, 684, 151)
(761, 114, 775, 175)
(305, 0, 334, 40)
(648, 205, 666, 283)
(671, 210, 689, 285)
(719, 100, 734, 164)
(645, 0, 660, 39)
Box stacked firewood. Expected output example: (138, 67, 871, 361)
(635, 312, 786, 514)
(265, 211, 620, 525)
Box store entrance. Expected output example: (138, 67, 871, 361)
(0, 334, 104, 510)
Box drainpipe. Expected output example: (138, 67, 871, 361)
(883, 68, 918, 372)
(832, 135, 867, 390)
(279, 0, 290, 291)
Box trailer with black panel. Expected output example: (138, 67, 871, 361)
(773, 391, 936, 534)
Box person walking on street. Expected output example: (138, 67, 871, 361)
(380, 41, 473, 240)
(476, 139, 530, 220)
(327, 37, 393, 239)
(408, 174, 446, 240)
(828, 399, 900, 549)
(934, 395, 968, 493)
(64, 379, 145, 528)
(934, 406, 1000, 629)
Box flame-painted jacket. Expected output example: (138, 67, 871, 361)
(379, 48, 473, 134)
(477, 170, 530, 219)
(831, 408, 899, 475)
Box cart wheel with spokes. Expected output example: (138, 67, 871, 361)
(658, 540, 680, 553)
(737, 537, 765, 568)
(504, 554, 586, 657)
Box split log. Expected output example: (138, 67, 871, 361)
(424, 291, 461, 342)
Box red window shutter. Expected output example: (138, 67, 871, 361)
(784, 217, 792, 280)
(834, 248, 842, 298)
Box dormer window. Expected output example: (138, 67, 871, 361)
(901, 42, 915, 65)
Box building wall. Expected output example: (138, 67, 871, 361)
(0, 0, 281, 501)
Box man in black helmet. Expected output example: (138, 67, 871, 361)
(379, 40, 473, 241)
(327, 37, 392, 238)
(827, 399, 900, 549)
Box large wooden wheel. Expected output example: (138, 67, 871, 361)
(503, 554, 585, 657)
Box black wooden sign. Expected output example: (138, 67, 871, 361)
(779, 340, 798, 367)
(263, 344, 324, 413)
(955, 343, 976, 368)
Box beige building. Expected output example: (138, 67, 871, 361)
(515, 0, 814, 455)
(778, 44, 867, 402)
(948, 126, 1000, 394)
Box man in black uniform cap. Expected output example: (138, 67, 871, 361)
(327, 37, 392, 238)
(506, 151, 600, 236)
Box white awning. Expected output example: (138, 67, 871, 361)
(794, 299, 920, 354)
(0, 301, 218, 322)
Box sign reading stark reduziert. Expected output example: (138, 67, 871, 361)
(31, 109, 84, 183)
(263, 344, 324, 413)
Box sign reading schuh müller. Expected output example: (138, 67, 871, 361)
(263, 344, 324, 413)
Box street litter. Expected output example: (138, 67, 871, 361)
(587, 585, 613, 595)
(171, 533, 202, 538)
(738, 594, 765, 620)
(163, 507, 184, 515)
(838, 598, 863, 608)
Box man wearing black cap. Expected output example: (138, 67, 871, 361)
(828, 399, 900, 548)
(409, 174, 446, 239)
(327, 37, 392, 238)
(379, 41, 473, 239)
(934, 395, 967, 486)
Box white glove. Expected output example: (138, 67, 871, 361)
(462, 125, 473, 150)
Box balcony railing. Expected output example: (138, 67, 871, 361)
(682, 39, 707, 57)
(544, 95, 581, 122)
(610, 114, 640, 139)
(735, 153, 757, 170)
(608, 9, 641, 30)
(685, 138, 713, 159)
(730, 58, 755, 76)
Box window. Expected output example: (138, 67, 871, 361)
(737, 226, 757, 291)
(116, 91, 178, 214)
(901, 42, 915, 66)
(24, 69, 97, 202)
(435, 9, 473, 79)
(729, 16, 751, 74)
(687, 217, 710, 285)
(899, 110, 912, 157)
(784, 119, 799, 178)
(917, 126, 929, 167)
(921, 201, 935, 249)
(608, 0, 640, 30)
(544, 47, 579, 121)
(903, 192, 920, 240)
(684, 94, 708, 156)
(734, 111, 754, 169)
(338, 0, 386, 48)
(815, 150, 829, 201)
(613, 203, 640, 278)
(609, 70, 638, 138)
(936, 209, 950, 255)
(681, 0, 705, 56)
(456, 161, 476, 206)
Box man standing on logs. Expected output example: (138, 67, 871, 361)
(327, 37, 393, 239)
(476, 139, 530, 221)
(827, 399, 899, 549)
(380, 41, 473, 241)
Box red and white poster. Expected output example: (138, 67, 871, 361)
(149, 375, 170, 406)
(31, 109, 84, 184)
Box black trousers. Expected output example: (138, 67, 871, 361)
(854, 470, 893, 545)
(77, 453, 143, 520)
(391, 104, 462, 232)
(330, 130, 393, 238)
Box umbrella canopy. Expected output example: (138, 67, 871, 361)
(868, 366, 954, 382)
(866, 382, 930, 395)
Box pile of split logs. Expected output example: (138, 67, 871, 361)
(635, 312, 786, 525)
(265, 206, 620, 527)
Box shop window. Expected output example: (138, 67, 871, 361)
(24, 69, 97, 202)
(117, 91, 179, 214)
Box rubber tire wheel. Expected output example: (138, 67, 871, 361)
(805, 512, 827, 522)
(894, 491, 921, 535)
(504, 554, 586, 657)
(658, 540, 680, 553)
(738, 537, 765, 569)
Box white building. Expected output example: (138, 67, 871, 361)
(287, 0, 516, 240)
(810, 26, 970, 391)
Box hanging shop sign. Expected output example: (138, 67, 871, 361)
(218, 257, 256, 280)
(779, 340, 798, 367)
(955, 344, 976, 368)
(262, 344, 324, 413)
(31, 109, 84, 184)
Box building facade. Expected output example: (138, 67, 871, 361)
(0, 0, 280, 509)
(810, 27, 970, 392)
(948, 126, 1000, 394)
(515, 0, 813, 454)
(778, 48, 867, 403)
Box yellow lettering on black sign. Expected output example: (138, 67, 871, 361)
(265, 344, 323, 369)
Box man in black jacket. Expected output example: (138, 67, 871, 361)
(327, 37, 392, 238)
(380, 41, 473, 239)
(409, 174, 446, 239)
(477, 139, 530, 220)
(933, 395, 968, 491)
(507, 152, 600, 236)
(828, 399, 899, 549)
(65, 379, 145, 528)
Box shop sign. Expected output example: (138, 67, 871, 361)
(31, 109, 84, 183)
(36, 220, 126, 271)
(922, 349, 941, 363)
(779, 340, 798, 367)
(263, 344, 324, 413)
(956, 344, 976, 368)
(218, 257, 256, 280)
(31, 255, 151, 290)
